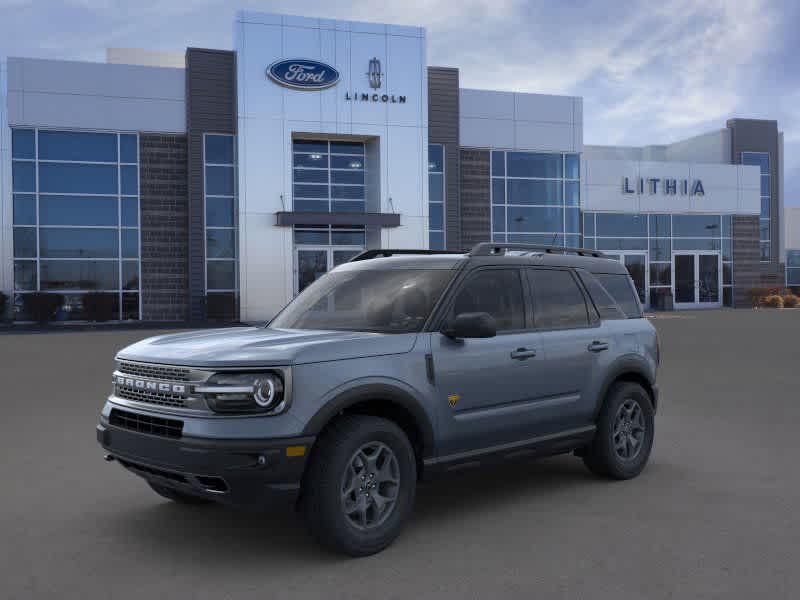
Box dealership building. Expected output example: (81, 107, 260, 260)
(0, 11, 793, 323)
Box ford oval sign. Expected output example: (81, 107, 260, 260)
(267, 59, 340, 90)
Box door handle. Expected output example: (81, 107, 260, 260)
(588, 341, 609, 352)
(510, 347, 537, 360)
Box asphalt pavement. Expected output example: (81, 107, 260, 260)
(1, 309, 798, 599)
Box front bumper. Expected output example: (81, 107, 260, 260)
(97, 418, 315, 509)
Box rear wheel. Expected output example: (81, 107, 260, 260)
(148, 481, 210, 505)
(301, 415, 417, 556)
(583, 382, 654, 479)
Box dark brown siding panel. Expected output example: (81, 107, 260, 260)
(732, 215, 761, 307)
(460, 149, 491, 249)
(186, 48, 237, 322)
(427, 67, 461, 250)
(139, 134, 189, 321)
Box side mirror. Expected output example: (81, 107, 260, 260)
(442, 312, 497, 339)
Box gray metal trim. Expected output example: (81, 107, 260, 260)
(275, 211, 401, 227)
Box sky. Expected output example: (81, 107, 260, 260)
(1, 0, 798, 204)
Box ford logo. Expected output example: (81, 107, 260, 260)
(267, 59, 340, 90)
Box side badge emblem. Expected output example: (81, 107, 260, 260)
(447, 394, 460, 408)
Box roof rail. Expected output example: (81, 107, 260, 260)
(469, 242, 605, 258)
(349, 248, 460, 262)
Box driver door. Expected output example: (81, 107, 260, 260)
(430, 268, 548, 455)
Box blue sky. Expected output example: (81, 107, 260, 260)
(2, 0, 798, 204)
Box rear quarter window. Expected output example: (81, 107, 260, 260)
(577, 270, 626, 320)
(593, 273, 643, 318)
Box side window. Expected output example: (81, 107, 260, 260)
(594, 273, 643, 318)
(449, 269, 525, 331)
(576, 270, 626, 320)
(527, 269, 590, 329)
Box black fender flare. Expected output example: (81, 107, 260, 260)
(594, 355, 657, 417)
(302, 383, 436, 458)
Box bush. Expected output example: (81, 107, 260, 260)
(762, 295, 784, 308)
(747, 287, 792, 307)
(782, 294, 799, 308)
(0, 292, 7, 321)
(22, 293, 64, 324)
(83, 292, 118, 322)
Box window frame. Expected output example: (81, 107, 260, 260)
(203, 133, 239, 294)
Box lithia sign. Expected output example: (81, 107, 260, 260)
(267, 57, 407, 103)
(623, 177, 705, 196)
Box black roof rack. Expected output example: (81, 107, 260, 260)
(349, 249, 460, 262)
(468, 242, 605, 258)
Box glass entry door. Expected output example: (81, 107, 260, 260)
(604, 252, 648, 307)
(672, 252, 721, 308)
(295, 247, 362, 294)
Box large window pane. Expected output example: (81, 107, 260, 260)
(13, 194, 36, 225)
(40, 228, 118, 258)
(565, 208, 580, 233)
(722, 238, 732, 261)
(294, 184, 329, 199)
(507, 179, 562, 205)
(12, 129, 35, 159)
(207, 260, 236, 290)
(673, 238, 721, 251)
(760, 175, 770, 197)
(491, 151, 505, 177)
(14, 261, 37, 291)
(492, 179, 505, 205)
(492, 207, 505, 233)
(13, 228, 37, 258)
(429, 231, 444, 250)
(565, 154, 580, 180)
(294, 229, 329, 245)
(507, 152, 562, 178)
(40, 195, 118, 226)
(507, 206, 563, 233)
(787, 251, 800, 268)
(650, 263, 671, 286)
(673, 214, 721, 237)
(649, 238, 671, 261)
(122, 293, 140, 320)
(121, 198, 139, 227)
(206, 229, 236, 258)
(294, 153, 329, 168)
(331, 170, 364, 185)
(741, 152, 769, 174)
(39, 163, 118, 194)
(596, 238, 647, 250)
(583, 213, 595, 236)
(121, 229, 139, 258)
(331, 155, 363, 170)
(121, 165, 138, 195)
(295, 199, 329, 212)
(332, 201, 365, 213)
(565, 181, 579, 206)
(40, 260, 119, 290)
(330, 141, 364, 155)
(293, 140, 328, 154)
(429, 173, 444, 203)
(721, 215, 732, 237)
(428, 144, 444, 172)
(122, 261, 139, 290)
(760, 220, 770, 241)
(331, 185, 364, 200)
(293, 168, 329, 183)
(429, 202, 444, 230)
(761, 197, 770, 219)
(649, 214, 671, 237)
(12, 161, 35, 192)
(120, 134, 138, 163)
(595, 213, 647, 237)
(205, 135, 234, 164)
(206, 197, 235, 227)
(331, 230, 366, 245)
(38, 131, 117, 162)
(206, 166, 235, 195)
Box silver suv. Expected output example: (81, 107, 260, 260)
(97, 243, 660, 556)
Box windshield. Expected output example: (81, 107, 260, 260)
(270, 268, 455, 333)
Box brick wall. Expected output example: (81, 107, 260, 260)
(139, 134, 189, 321)
(732, 215, 786, 307)
(460, 149, 491, 249)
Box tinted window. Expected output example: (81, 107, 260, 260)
(12, 129, 35, 159)
(205, 135, 234, 164)
(577, 270, 625, 320)
(673, 214, 720, 237)
(528, 269, 589, 329)
(39, 228, 118, 258)
(595, 273, 642, 318)
(40, 195, 118, 226)
(38, 131, 117, 162)
(595, 213, 647, 237)
(450, 269, 525, 332)
(39, 163, 118, 194)
(120, 134, 138, 163)
(507, 152, 562, 178)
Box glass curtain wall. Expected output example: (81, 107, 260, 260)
(787, 250, 800, 291)
(11, 128, 140, 320)
(741, 152, 770, 261)
(428, 144, 445, 249)
(292, 140, 365, 212)
(491, 151, 580, 247)
(583, 212, 734, 307)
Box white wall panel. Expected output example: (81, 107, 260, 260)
(460, 117, 514, 149)
(460, 89, 514, 120)
(514, 121, 574, 152)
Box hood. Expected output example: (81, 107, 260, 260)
(115, 327, 418, 368)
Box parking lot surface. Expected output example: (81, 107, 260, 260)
(2, 309, 799, 599)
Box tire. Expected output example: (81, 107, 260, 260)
(583, 382, 654, 480)
(301, 415, 417, 556)
(148, 481, 211, 505)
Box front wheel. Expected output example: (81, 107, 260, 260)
(583, 382, 654, 479)
(301, 415, 417, 556)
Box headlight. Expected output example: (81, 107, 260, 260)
(197, 372, 286, 415)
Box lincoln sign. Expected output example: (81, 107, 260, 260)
(623, 177, 705, 196)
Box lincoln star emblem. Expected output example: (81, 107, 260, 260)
(367, 57, 382, 89)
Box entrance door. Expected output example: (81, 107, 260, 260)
(295, 247, 362, 294)
(672, 252, 721, 308)
(604, 252, 648, 308)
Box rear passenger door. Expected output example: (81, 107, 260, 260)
(525, 268, 608, 433)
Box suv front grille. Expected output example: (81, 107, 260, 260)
(118, 361, 191, 382)
(109, 408, 183, 439)
(115, 387, 187, 408)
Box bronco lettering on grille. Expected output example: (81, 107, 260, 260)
(115, 375, 186, 394)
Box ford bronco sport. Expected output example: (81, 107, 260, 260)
(97, 242, 659, 556)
